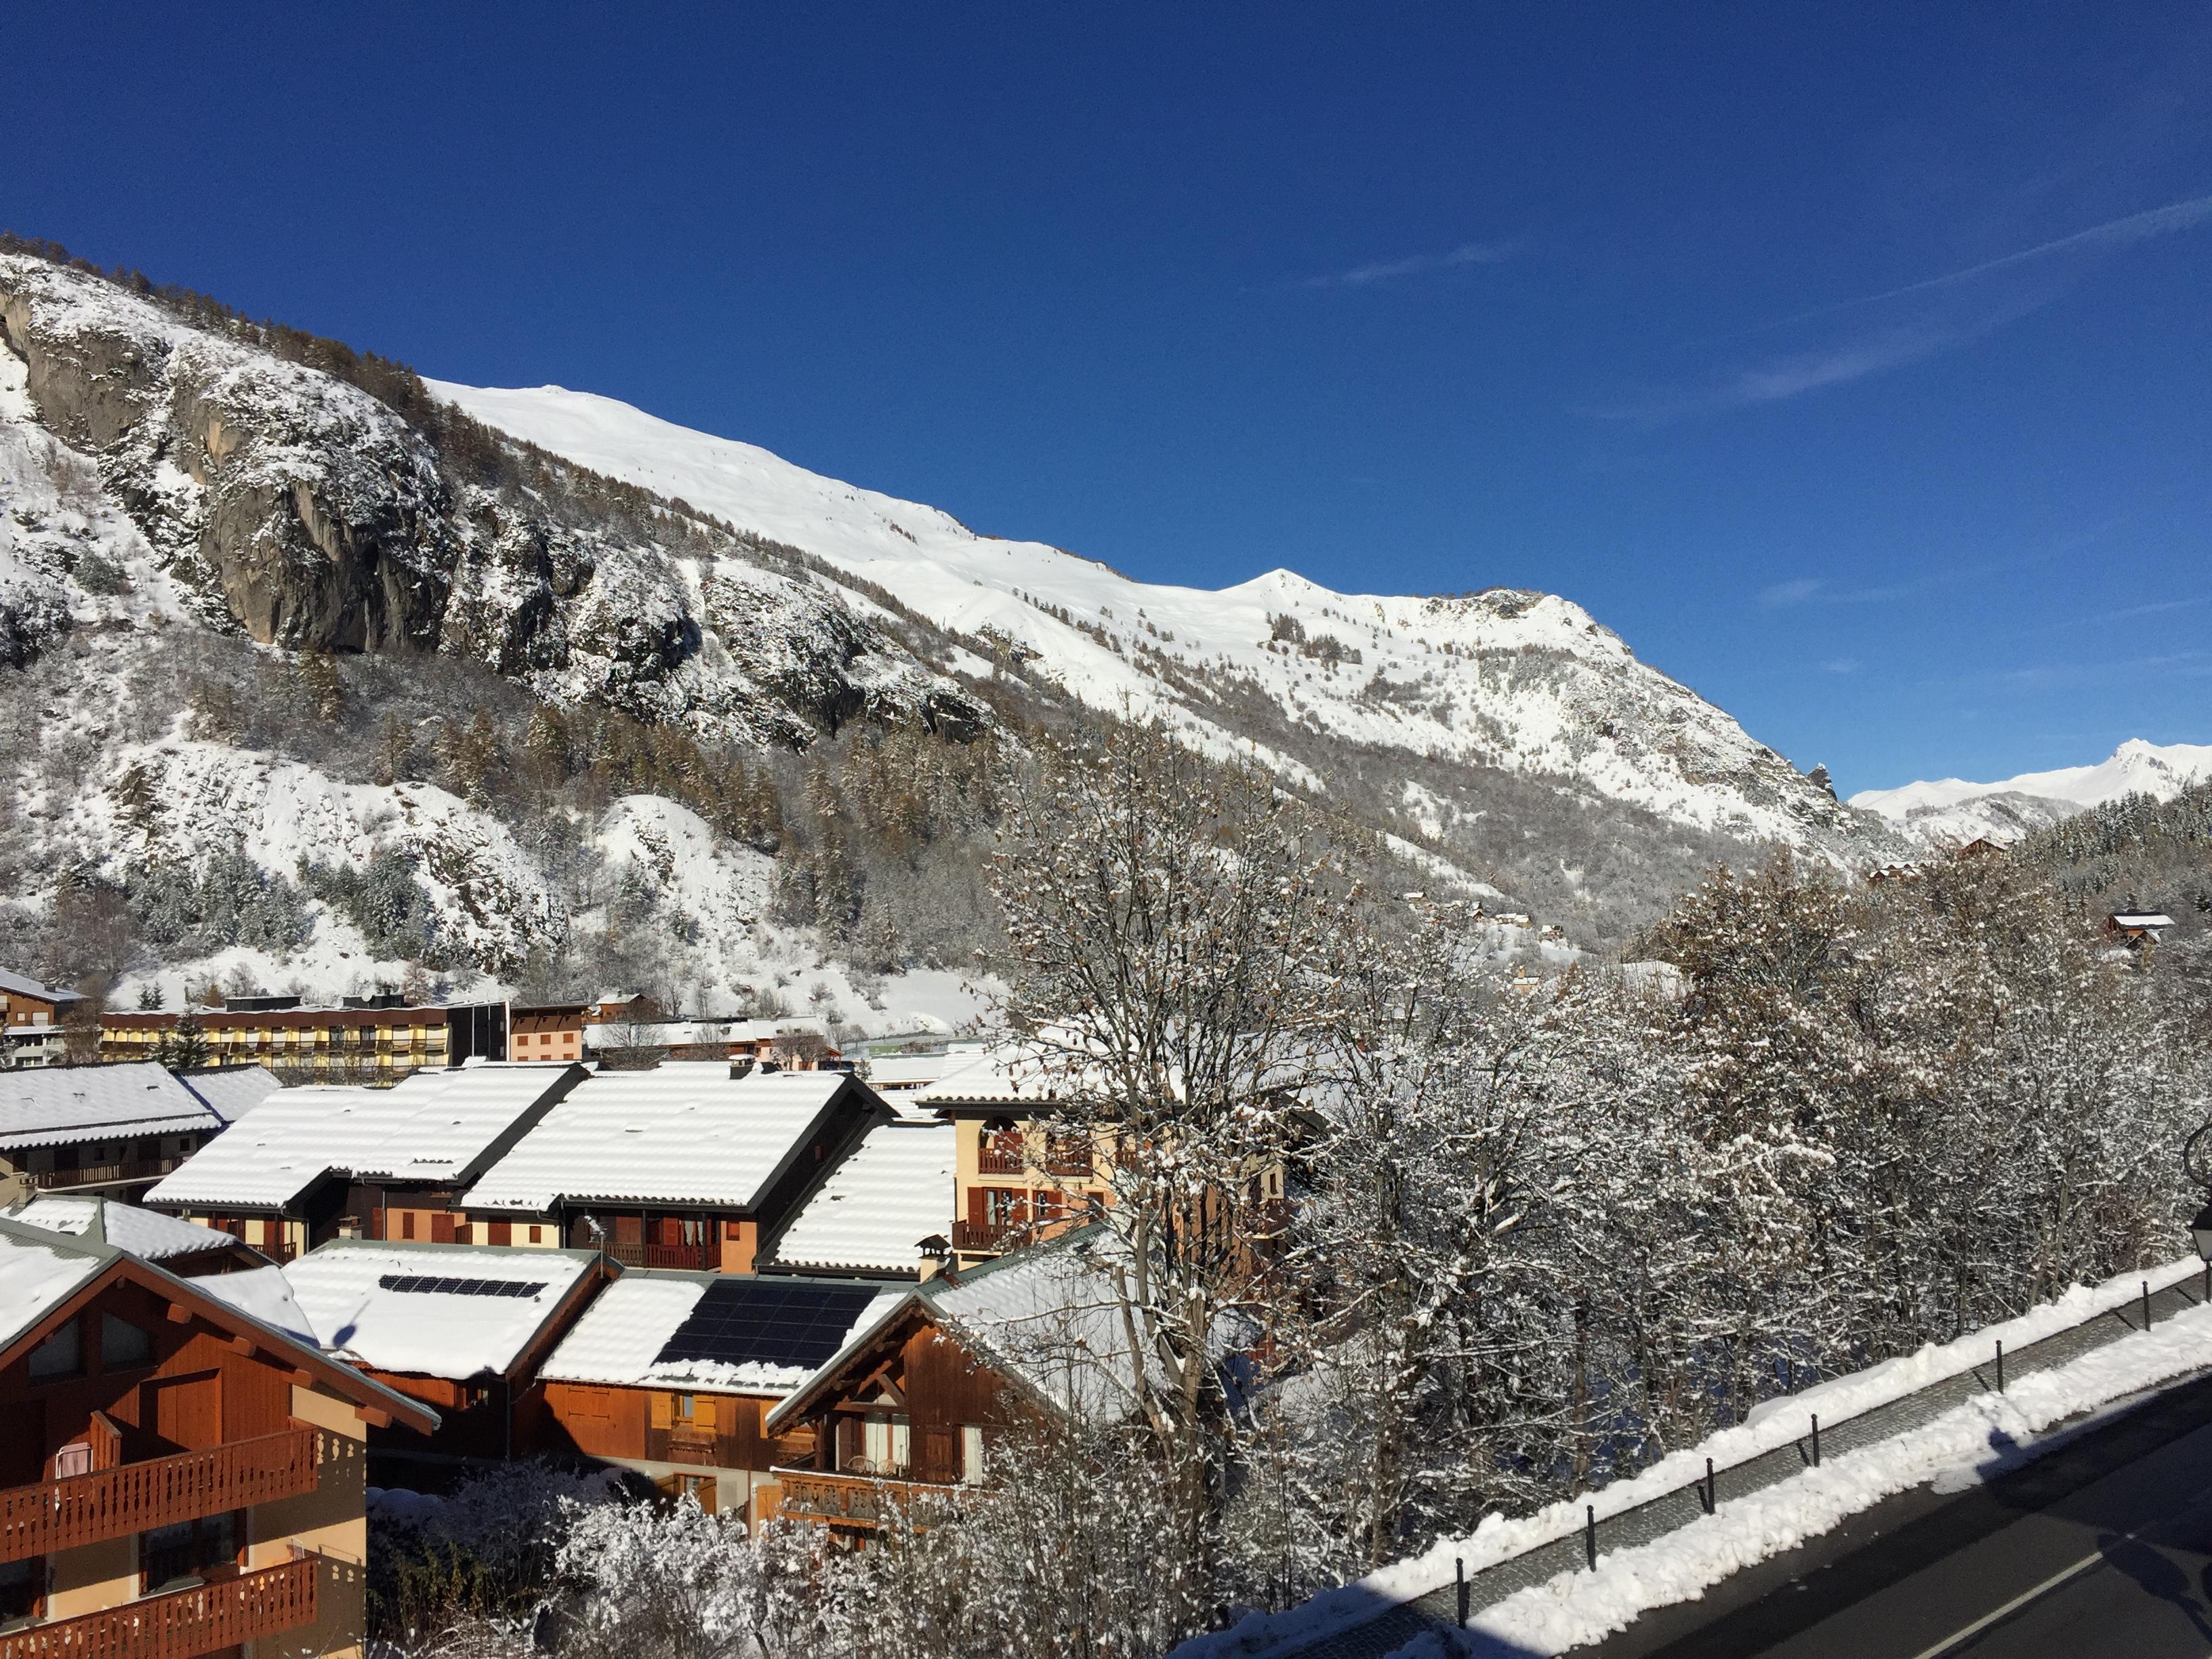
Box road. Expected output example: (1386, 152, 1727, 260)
(1589, 1371, 2212, 1658)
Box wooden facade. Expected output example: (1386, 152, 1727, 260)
(765, 1303, 1009, 1533)
(939, 1107, 1115, 1266)
(0, 1231, 436, 1657)
(520, 1381, 819, 1522)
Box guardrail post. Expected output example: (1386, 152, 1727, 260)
(1584, 1505, 1597, 1571)
(1456, 1557, 1468, 1627)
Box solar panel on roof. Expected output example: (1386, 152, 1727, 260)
(653, 1279, 880, 1371)
(378, 1273, 548, 1298)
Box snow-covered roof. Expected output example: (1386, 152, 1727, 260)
(281, 1239, 600, 1380)
(0, 1063, 222, 1151)
(197, 1265, 316, 1346)
(2111, 913, 2176, 929)
(462, 1066, 880, 1212)
(766, 1120, 955, 1275)
(5, 1193, 251, 1263)
(0, 967, 81, 1006)
(0, 1220, 108, 1351)
(909, 1039, 1063, 1106)
(176, 1065, 285, 1124)
(147, 1063, 583, 1212)
(863, 1051, 976, 1090)
(538, 1270, 901, 1395)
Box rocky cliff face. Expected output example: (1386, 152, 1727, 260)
(0, 254, 985, 750)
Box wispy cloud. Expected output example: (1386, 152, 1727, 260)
(1773, 192, 2212, 329)
(1593, 289, 2049, 420)
(1301, 240, 1517, 289)
(1759, 576, 1927, 610)
(1820, 658, 1861, 675)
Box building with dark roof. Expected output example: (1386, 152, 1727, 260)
(520, 1268, 898, 1523)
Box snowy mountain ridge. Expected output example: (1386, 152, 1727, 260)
(428, 381, 1864, 853)
(0, 245, 1892, 1009)
(1853, 739, 2212, 846)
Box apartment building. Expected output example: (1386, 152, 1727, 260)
(0, 1217, 436, 1656)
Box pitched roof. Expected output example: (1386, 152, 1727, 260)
(461, 1065, 884, 1212)
(147, 1062, 584, 1212)
(766, 1225, 1142, 1433)
(2112, 912, 2177, 928)
(0, 966, 82, 1006)
(197, 1264, 316, 1345)
(539, 1270, 901, 1395)
(0, 1063, 221, 1151)
(176, 1065, 285, 1124)
(6, 1193, 255, 1263)
(908, 1039, 1059, 1106)
(281, 1238, 601, 1381)
(765, 1119, 956, 1275)
(0, 1217, 436, 1432)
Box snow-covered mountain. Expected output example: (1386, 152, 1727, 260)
(1851, 740, 2212, 846)
(428, 381, 1864, 855)
(0, 245, 1891, 1006)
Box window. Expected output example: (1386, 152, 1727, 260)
(0, 1558, 40, 1629)
(101, 1313, 152, 1369)
(27, 1319, 80, 1382)
(142, 1512, 237, 1593)
(861, 1412, 911, 1473)
(961, 1425, 985, 1484)
(676, 1393, 695, 1420)
(528, 1225, 543, 1244)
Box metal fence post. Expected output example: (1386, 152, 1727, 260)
(1703, 1456, 1715, 1515)
(1456, 1557, 1468, 1628)
(1811, 1414, 1820, 1467)
(1584, 1505, 1597, 1570)
(2144, 1279, 2153, 1330)
(1995, 1338, 2004, 1393)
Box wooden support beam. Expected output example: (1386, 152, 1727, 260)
(165, 1304, 193, 1324)
(355, 1405, 392, 1429)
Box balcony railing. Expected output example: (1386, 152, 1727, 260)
(31, 1158, 181, 1192)
(975, 1147, 1025, 1175)
(951, 1219, 1018, 1254)
(0, 1555, 317, 1659)
(770, 1467, 952, 1530)
(0, 1427, 321, 1565)
(599, 1240, 716, 1270)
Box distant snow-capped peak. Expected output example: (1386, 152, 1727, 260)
(1851, 739, 2212, 845)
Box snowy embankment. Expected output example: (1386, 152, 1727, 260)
(1185, 1253, 2211, 1659)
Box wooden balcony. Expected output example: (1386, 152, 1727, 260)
(0, 1427, 321, 1565)
(976, 1147, 1026, 1175)
(951, 1218, 1017, 1254)
(770, 1467, 952, 1530)
(0, 1555, 316, 1659)
(31, 1158, 182, 1192)
(602, 1240, 716, 1271)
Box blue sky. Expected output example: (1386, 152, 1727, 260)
(5, 4, 2208, 794)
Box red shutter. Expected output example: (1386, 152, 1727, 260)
(966, 1187, 986, 1225)
(489, 1221, 512, 1246)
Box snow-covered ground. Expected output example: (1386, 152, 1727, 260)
(428, 382, 1858, 851)
(1854, 739, 2212, 847)
(1185, 1253, 2211, 1659)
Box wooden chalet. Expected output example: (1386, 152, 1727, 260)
(2107, 911, 2177, 947)
(518, 1270, 897, 1525)
(277, 1239, 612, 1469)
(146, 1062, 587, 1261)
(0, 968, 82, 1070)
(0, 1063, 229, 1203)
(457, 1065, 893, 1273)
(763, 1226, 1138, 1536)
(0, 1216, 436, 1657)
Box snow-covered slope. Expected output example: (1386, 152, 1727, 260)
(428, 382, 1864, 852)
(1853, 740, 2212, 846)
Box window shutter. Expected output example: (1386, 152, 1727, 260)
(650, 1393, 672, 1430)
(695, 1396, 718, 1432)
